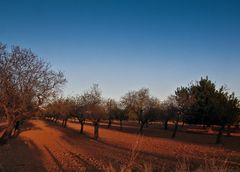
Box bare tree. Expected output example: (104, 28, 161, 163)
(161, 95, 178, 130)
(105, 98, 118, 128)
(73, 95, 87, 134)
(0, 44, 66, 144)
(82, 84, 105, 139)
(44, 100, 60, 122)
(58, 98, 75, 128)
(105, 100, 128, 130)
(121, 88, 159, 133)
(114, 106, 128, 130)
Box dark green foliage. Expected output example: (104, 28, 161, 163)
(175, 76, 240, 143)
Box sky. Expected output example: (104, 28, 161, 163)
(1, 0, 240, 101)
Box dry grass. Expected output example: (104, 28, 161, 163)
(104, 135, 144, 172)
(105, 135, 165, 172)
(105, 136, 239, 172)
(106, 155, 238, 172)
(176, 155, 232, 172)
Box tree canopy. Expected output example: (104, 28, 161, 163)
(175, 77, 239, 127)
(0, 43, 66, 143)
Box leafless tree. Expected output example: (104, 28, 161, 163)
(121, 88, 160, 133)
(0, 43, 66, 144)
(105, 98, 118, 128)
(46, 98, 75, 127)
(73, 95, 87, 134)
(104, 99, 128, 130)
(161, 95, 178, 130)
(82, 84, 106, 139)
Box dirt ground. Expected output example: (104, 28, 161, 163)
(0, 119, 240, 172)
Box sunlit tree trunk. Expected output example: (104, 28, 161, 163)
(93, 120, 99, 139)
(54, 117, 58, 123)
(181, 121, 185, 127)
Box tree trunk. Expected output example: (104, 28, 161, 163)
(227, 125, 231, 137)
(164, 120, 168, 130)
(172, 115, 179, 138)
(80, 120, 84, 134)
(182, 121, 185, 127)
(216, 125, 225, 144)
(108, 119, 112, 128)
(65, 118, 68, 128)
(54, 117, 58, 123)
(120, 119, 123, 130)
(145, 120, 149, 128)
(62, 118, 68, 128)
(94, 122, 99, 139)
(139, 121, 145, 134)
(207, 125, 213, 134)
(0, 121, 15, 145)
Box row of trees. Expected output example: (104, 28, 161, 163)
(0, 43, 239, 145)
(44, 85, 178, 139)
(43, 78, 240, 144)
(44, 84, 132, 139)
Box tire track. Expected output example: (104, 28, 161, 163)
(56, 141, 104, 171)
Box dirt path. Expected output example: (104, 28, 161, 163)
(0, 120, 240, 172)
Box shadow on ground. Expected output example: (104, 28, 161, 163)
(0, 136, 47, 172)
(67, 119, 240, 151)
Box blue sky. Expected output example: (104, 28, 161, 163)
(1, 0, 240, 100)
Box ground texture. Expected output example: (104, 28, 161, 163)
(0, 120, 240, 172)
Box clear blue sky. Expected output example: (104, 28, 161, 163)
(1, 0, 240, 100)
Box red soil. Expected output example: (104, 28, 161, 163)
(0, 120, 240, 171)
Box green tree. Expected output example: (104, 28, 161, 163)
(175, 77, 240, 144)
(190, 77, 217, 126)
(174, 86, 195, 138)
(213, 88, 239, 144)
